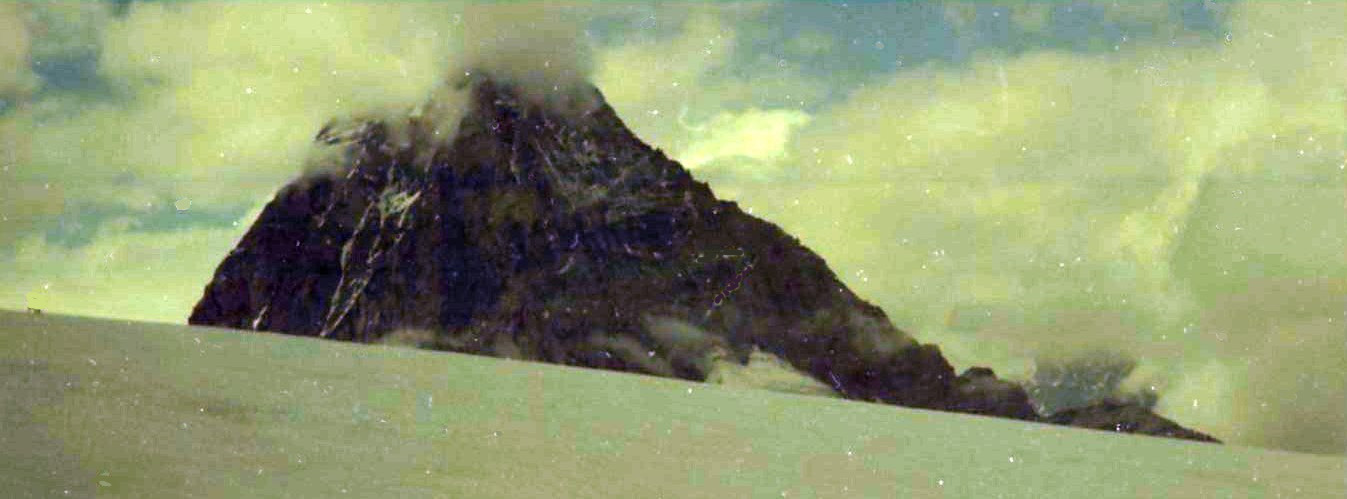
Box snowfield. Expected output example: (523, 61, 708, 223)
(2, 310, 1341, 497)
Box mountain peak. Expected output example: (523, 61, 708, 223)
(190, 71, 962, 405)
(188, 76, 1217, 443)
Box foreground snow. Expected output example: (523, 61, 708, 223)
(2, 310, 1341, 497)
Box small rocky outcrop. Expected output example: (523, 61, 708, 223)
(1046, 400, 1222, 443)
(948, 367, 1039, 421)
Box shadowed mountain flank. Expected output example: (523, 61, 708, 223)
(189, 75, 1214, 442)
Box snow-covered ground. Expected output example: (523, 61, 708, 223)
(2, 310, 1341, 498)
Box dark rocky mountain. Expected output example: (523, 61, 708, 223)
(1046, 400, 1222, 443)
(189, 74, 1215, 443)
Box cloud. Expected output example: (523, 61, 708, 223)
(2, 1, 605, 244)
(714, 0, 1344, 451)
(1158, 276, 1347, 455)
(678, 108, 811, 177)
(0, 3, 38, 101)
(642, 315, 731, 377)
(3, 203, 263, 324)
(92, 2, 458, 201)
(594, 6, 826, 160)
(640, 315, 840, 398)
(5, 0, 459, 315)
(591, 6, 828, 191)
(594, 8, 741, 153)
(1027, 350, 1150, 414)
(0, 0, 607, 325)
(0, 3, 48, 249)
(460, 2, 593, 100)
(0, 2, 465, 251)
(27, 2, 114, 87)
(1234, 316, 1347, 454)
(707, 347, 838, 398)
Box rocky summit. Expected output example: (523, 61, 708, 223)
(189, 74, 1215, 443)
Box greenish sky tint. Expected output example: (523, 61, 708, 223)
(1, 1, 1343, 455)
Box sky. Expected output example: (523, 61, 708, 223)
(1, 0, 1343, 455)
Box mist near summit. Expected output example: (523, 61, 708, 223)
(1, 1, 1342, 455)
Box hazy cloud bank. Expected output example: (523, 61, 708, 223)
(706, 1, 1343, 453)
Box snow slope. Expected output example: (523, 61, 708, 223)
(2, 310, 1341, 498)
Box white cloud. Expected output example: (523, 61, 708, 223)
(0, 3, 38, 100)
(4, 204, 263, 324)
(2, 1, 609, 245)
(678, 108, 811, 176)
(718, 0, 1345, 450)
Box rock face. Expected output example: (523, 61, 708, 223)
(1046, 400, 1222, 443)
(189, 74, 1213, 442)
(949, 367, 1039, 421)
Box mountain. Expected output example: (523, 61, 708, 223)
(1045, 399, 1220, 443)
(189, 74, 1213, 442)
